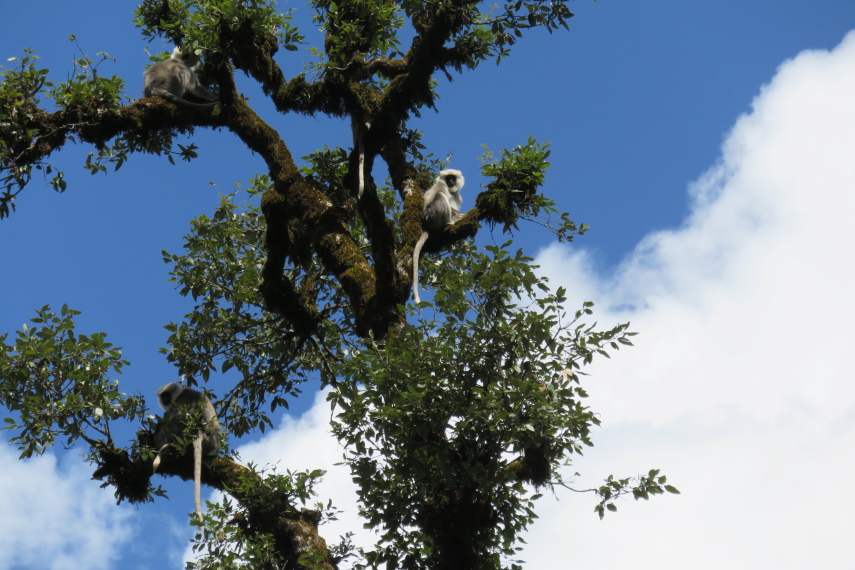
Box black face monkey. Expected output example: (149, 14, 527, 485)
(412, 169, 465, 304)
(152, 382, 221, 520)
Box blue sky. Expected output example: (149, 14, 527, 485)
(2, 1, 855, 568)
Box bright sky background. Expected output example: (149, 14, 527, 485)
(1, 1, 854, 568)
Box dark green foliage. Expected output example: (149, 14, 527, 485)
(0, 305, 142, 458)
(330, 242, 634, 568)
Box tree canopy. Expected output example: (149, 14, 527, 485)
(0, 1, 676, 568)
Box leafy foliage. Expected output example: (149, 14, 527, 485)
(0, 305, 144, 459)
(0, 50, 57, 215)
(331, 242, 634, 568)
(161, 176, 345, 438)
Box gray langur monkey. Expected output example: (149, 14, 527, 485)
(412, 169, 465, 304)
(143, 48, 219, 109)
(152, 382, 221, 521)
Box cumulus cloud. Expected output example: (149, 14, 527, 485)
(232, 390, 368, 554)
(0, 443, 135, 570)
(520, 30, 855, 569)
(542, 30, 855, 428)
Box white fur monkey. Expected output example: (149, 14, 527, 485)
(152, 382, 221, 521)
(412, 169, 465, 304)
(143, 48, 219, 109)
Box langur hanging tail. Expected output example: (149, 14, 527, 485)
(152, 382, 221, 525)
(412, 230, 430, 304)
(193, 430, 204, 520)
(352, 119, 371, 199)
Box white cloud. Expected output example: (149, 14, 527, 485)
(0, 443, 135, 570)
(544, 29, 855, 428)
(521, 29, 855, 569)
(231, 390, 370, 557)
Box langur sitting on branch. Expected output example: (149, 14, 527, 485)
(143, 48, 219, 109)
(412, 169, 465, 304)
(152, 382, 221, 521)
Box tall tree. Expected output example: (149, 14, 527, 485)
(0, 1, 676, 568)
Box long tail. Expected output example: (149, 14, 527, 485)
(151, 443, 175, 475)
(152, 444, 169, 474)
(412, 231, 429, 304)
(152, 88, 218, 109)
(193, 432, 203, 522)
(357, 129, 365, 199)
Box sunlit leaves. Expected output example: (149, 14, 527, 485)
(134, 0, 304, 57)
(480, 0, 575, 62)
(47, 37, 125, 110)
(479, 137, 588, 241)
(329, 239, 637, 567)
(312, 0, 404, 65)
(0, 49, 53, 217)
(0, 304, 143, 459)
(593, 469, 681, 520)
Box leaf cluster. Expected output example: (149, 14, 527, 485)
(591, 469, 681, 519)
(477, 137, 587, 242)
(0, 305, 142, 459)
(0, 50, 56, 215)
